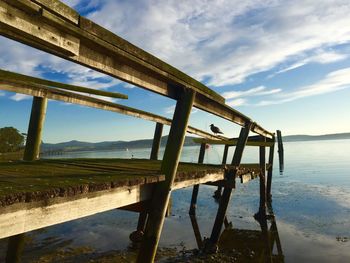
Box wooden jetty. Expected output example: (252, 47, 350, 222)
(0, 1, 283, 262)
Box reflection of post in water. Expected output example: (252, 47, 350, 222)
(188, 143, 206, 249)
(217, 204, 284, 263)
(277, 130, 284, 174)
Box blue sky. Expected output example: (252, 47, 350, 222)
(1, 0, 350, 143)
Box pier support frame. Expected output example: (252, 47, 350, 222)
(130, 122, 164, 243)
(6, 96, 48, 263)
(205, 122, 252, 252)
(137, 89, 195, 263)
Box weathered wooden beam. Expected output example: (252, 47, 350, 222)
(192, 137, 274, 147)
(0, 69, 128, 99)
(137, 89, 195, 263)
(23, 96, 48, 161)
(0, 1, 80, 56)
(31, 0, 79, 24)
(0, 81, 220, 140)
(0, 1, 273, 138)
(0, 168, 226, 240)
(206, 122, 252, 251)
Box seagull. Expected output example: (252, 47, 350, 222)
(210, 124, 224, 135)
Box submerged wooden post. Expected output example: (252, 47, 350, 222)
(23, 97, 48, 161)
(266, 136, 275, 202)
(276, 130, 284, 173)
(6, 97, 47, 262)
(137, 89, 195, 263)
(189, 142, 206, 248)
(206, 122, 252, 251)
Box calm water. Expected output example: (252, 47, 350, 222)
(1, 140, 350, 262)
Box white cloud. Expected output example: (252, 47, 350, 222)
(257, 67, 350, 106)
(10, 93, 31, 101)
(226, 98, 247, 107)
(222, 86, 281, 100)
(274, 50, 348, 75)
(0, 91, 5, 96)
(1, 0, 350, 102)
(83, 0, 350, 87)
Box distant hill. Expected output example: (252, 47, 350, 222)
(41, 132, 350, 153)
(283, 132, 350, 142)
(41, 135, 197, 153)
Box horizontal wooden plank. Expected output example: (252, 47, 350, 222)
(0, 80, 223, 140)
(0, 1, 273, 138)
(0, 69, 128, 99)
(193, 138, 275, 147)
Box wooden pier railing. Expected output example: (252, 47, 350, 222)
(0, 1, 282, 262)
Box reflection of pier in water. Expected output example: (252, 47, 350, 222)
(189, 203, 284, 262)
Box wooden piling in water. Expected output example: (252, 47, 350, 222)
(276, 130, 284, 173)
(258, 137, 267, 215)
(150, 122, 164, 161)
(137, 89, 195, 263)
(205, 122, 252, 251)
(23, 97, 48, 161)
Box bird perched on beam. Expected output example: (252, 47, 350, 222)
(210, 124, 224, 135)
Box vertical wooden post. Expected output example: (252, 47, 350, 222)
(23, 97, 48, 161)
(130, 123, 164, 243)
(213, 144, 229, 199)
(6, 97, 47, 263)
(266, 136, 275, 202)
(150, 122, 164, 160)
(206, 122, 252, 251)
(258, 137, 267, 216)
(276, 130, 284, 173)
(189, 142, 206, 248)
(137, 89, 195, 263)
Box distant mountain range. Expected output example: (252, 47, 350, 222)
(41, 132, 350, 153)
(41, 135, 197, 153)
(282, 132, 350, 142)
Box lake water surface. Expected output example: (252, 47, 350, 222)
(1, 140, 350, 262)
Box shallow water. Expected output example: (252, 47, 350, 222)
(1, 140, 350, 262)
